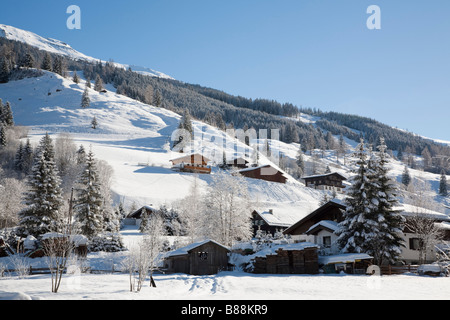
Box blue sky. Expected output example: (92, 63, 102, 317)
(1, 0, 450, 141)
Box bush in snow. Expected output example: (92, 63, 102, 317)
(87, 232, 126, 253)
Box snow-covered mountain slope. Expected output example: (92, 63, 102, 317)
(0, 24, 173, 80)
(0, 71, 324, 220)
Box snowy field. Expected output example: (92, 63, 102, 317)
(1, 270, 450, 300)
(1, 226, 449, 301)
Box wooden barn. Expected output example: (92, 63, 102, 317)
(238, 165, 287, 184)
(164, 240, 230, 275)
(170, 154, 211, 174)
(251, 243, 319, 275)
(302, 172, 347, 193)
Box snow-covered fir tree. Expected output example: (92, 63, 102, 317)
(401, 165, 411, 188)
(440, 170, 448, 197)
(0, 125, 6, 147)
(81, 87, 90, 108)
(337, 138, 404, 265)
(74, 149, 104, 239)
(18, 134, 64, 238)
(336, 139, 379, 255)
(368, 138, 404, 265)
(172, 109, 193, 151)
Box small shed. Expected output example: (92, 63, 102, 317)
(238, 165, 287, 184)
(250, 242, 320, 274)
(164, 240, 230, 275)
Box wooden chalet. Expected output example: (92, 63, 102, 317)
(285, 200, 450, 265)
(164, 240, 230, 275)
(283, 200, 346, 237)
(170, 153, 211, 174)
(127, 205, 157, 220)
(238, 165, 287, 184)
(251, 243, 319, 274)
(252, 209, 292, 237)
(302, 172, 347, 193)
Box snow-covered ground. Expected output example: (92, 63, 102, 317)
(1, 225, 449, 300)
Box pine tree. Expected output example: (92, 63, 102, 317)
(23, 53, 35, 69)
(369, 138, 404, 265)
(91, 116, 98, 129)
(73, 71, 80, 84)
(172, 109, 193, 150)
(0, 125, 6, 147)
(0, 58, 10, 83)
(440, 170, 448, 197)
(337, 139, 377, 254)
(74, 149, 104, 239)
(18, 134, 64, 237)
(153, 90, 162, 107)
(2, 102, 14, 127)
(14, 141, 24, 171)
(85, 77, 91, 88)
(296, 147, 305, 175)
(94, 74, 103, 92)
(401, 165, 411, 187)
(41, 53, 52, 71)
(81, 88, 90, 108)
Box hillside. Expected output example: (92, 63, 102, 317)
(0, 70, 326, 222)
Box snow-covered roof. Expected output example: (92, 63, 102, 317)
(251, 242, 320, 258)
(398, 204, 450, 221)
(318, 253, 373, 265)
(302, 172, 348, 180)
(254, 209, 294, 228)
(166, 239, 230, 258)
(306, 220, 339, 235)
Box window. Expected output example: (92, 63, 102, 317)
(198, 252, 208, 261)
(323, 236, 332, 248)
(409, 238, 421, 251)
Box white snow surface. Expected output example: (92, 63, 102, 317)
(0, 226, 449, 300)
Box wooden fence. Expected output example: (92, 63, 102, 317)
(380, 265, 418, 275)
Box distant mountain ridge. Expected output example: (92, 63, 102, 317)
(0, 24, 173, 80)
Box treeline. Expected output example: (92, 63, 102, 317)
(306, 110, 450, 174)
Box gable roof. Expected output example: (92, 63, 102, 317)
(127, 205, 157, 219)
(253, 210, 296, 228)
(302, 172, 348, 181)
(166, 240, 230, 258)
(284, 200, 346, 235)
(170, 153, 211, 165)
(306, 220, 339, 235)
